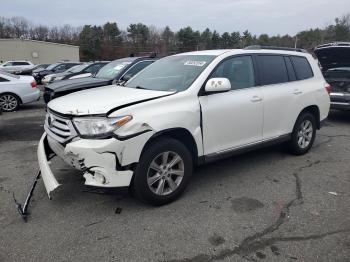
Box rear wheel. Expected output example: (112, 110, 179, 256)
(0, 93, 20, 112)
(288, 112, 317, 155)
(133, 138, 193, 205)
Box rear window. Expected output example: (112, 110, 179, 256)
(258, 55, 289, 85)
(290, 56, 314, 80)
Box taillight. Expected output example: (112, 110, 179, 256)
(324, 83, 331, 94)
(31, 80, 37, 88)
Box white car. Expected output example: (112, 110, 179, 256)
(38, 48, 330, 205)
(0, 71, 40, 111)
(0, 60, 34, 74)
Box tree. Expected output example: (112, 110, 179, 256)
(176, 27, 200, 52)
(127, 23, 150, 51)
(211, 30, 221, 49)
(200, 28, 212, 49)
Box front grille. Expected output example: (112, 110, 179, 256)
(44, 110, 77, 143)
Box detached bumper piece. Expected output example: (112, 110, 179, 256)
(37, 133, 60, 198)
(14, 134, 56, 222)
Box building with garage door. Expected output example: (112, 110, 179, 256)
(0, 38, 79, 64)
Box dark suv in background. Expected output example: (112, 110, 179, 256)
(43, 56, 157, 103)
(315, 42, 350, 110)
(32, 62, 80, 84)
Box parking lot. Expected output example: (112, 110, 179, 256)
(0, 95, 349, 262)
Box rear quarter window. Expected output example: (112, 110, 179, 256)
(290, 56, 314, 80)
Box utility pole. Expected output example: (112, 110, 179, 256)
(294, 35, 298, 49)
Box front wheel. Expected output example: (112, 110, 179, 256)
(288, 112, 317, 155)
(132, 138, 193, 205)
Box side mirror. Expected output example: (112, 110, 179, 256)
(205, 78, 231, 93)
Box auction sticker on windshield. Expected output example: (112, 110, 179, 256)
(184, 61, 207, 67)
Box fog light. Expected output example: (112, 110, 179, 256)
(94, 171, 106, 184)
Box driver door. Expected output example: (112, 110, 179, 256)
(199, 55, 263, 155)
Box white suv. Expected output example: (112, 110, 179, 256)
(38, 48, 330, 205)
(0, 60, 34, 73)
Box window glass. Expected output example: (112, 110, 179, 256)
(4, 62, 13, 67)
(0, 77, 9, 82)
(95, 58, 137, 80)
(126, 55, 216, 92)
(211, 56, 255, 90)
(85, 63, 105, 74)
(291, 56, 314, 80)
(122, 61, 154, 79)
(258, 55, 289, 85)
(284, 57, 297, 81)
(13, 62, 29, 66)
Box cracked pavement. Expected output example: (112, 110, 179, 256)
(0, 99, 349, 262)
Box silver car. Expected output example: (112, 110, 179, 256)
(0, 71, 40, 112)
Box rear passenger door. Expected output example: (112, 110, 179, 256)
(256, 54, 298, 141)
(257, 55, 304, 140)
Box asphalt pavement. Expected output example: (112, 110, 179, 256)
(0, 99, 349, 262)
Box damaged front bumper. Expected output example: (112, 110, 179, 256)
(38, 130, 153, 198)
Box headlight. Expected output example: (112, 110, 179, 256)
(72, 116, 132, 138)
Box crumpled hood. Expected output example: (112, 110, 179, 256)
(314, 45, 350, 70)
(48, 85, 174, 115)
(47, 77, 110, 92)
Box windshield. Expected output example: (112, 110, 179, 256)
(125, 55, 216, 92)
(46, 63, 60, 70)
(95, 58, 136, 80)
(68, 64, 89, 73)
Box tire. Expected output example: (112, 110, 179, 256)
(133, 137, 193, 206)
(0, 93, 20, 112)
(288, 112, 317, 155)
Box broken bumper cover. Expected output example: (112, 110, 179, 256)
(37, 133, 60, 199)
(38, 131, 153, 198)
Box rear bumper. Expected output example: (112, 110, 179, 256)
(330, 92, 350, 110)
(21, 89, 40, 104)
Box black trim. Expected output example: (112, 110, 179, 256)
(114, 130, 152, 141)
(199, 134, 291, 164)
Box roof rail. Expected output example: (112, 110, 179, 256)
(314, 42, 350, 50)
(244, 45, 307, 53)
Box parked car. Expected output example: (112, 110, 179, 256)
(32, 62, 81, 84)
(314, 42, 350, 110)
(0, 60, 34, 73)
(0, 71, 39, 112)
(38, 47, 330, 205)
(43, 56, 157, 103)
(46, 61, 109, 84)
(13, 64, 49, 75)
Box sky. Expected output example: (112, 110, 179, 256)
(2, 0, 350, 35)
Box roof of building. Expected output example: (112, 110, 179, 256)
(0, 38, 79, 48)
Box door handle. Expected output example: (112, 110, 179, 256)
(293, 89, 303, 95)
(251, 96, 263, 102)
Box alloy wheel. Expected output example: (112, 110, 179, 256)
(147, 151, 184, 196)
(297, 120, 313, 149)
(0, 94, 18, 111)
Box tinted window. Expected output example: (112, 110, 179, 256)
(3, 62, 13, 67)
(13, 62, 30, 66)
(291, 56, 314, 80)
(211, 56, 255, 90)
(0, 77, 9, 82)
(284, 57, 297, 81)
(122, 61, 154, 80)
(258, 55, 289, 85)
